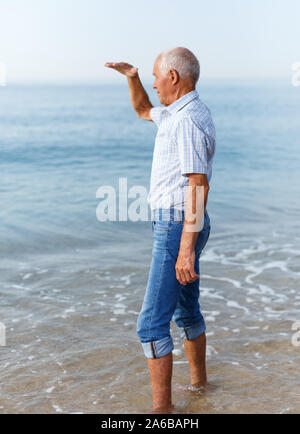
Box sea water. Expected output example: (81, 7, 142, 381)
(0, 80, 300, 413)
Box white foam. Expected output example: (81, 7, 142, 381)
(113, 303, 126, 315)
(213, 276, 242, 289)
(95, 274, 109, 281)
(115, 294, 127, 301)
(210, 310, 220, 316)
(128, 310, 139, 315)
(279, 408, 291, 414)
(261, 297, 272, 303)
(120, 272, 135, 285)
(206, 345, 218, 356)
(201, 287, 225, 300)
(258, 284, 275, 296)
(264, 306, 281, 314)
(37, 269, 48, 274)
(23, 273, 32, 280)
(61, 306, 76, 318)
(53, 404, 63, 413)
(245, 261, 289, 276)
(172, 349, 182, 356)
(227, 300, 249, 314)
(11, 284, 30, 290)
(113, 308, 126, 315)
(45, 386, 55, 393)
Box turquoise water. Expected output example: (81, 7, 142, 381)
(0, 81, 300, 413)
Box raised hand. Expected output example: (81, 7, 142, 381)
(104, 62, 138, 78)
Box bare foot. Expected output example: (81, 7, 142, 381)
(174, 382, 213, 395)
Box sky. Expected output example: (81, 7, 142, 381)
(0, 0, 299, 84)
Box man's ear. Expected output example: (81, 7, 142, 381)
(168, 69, 180, 85)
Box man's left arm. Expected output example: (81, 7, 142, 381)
(175, 173, 210, 286)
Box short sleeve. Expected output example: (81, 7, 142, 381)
(150, 106, 165, 127)
(176, 116, 208, 177)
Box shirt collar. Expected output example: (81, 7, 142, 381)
(166, 90, 198, 115)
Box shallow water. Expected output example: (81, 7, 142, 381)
(0, 82, 300, 413)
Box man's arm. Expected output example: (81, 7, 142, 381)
(175, 173, 210, 286)
(104, 62, 153, 121)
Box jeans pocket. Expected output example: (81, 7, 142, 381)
(154, 220, 169, 232)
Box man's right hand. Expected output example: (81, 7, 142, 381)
(104, 62, 138, 78)
(104, 61, 152, 121)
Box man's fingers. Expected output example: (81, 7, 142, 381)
(104, 62, 138, 77)
(183, 270, 195, 284)
(105, 62, 132, 68)
(189, 272, 199, 282)
(176, 270, 186, 286)
(176, 269, 199, 285)
(189, 274, 200, 283)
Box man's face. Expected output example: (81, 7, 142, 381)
(152, 56, 173, 106)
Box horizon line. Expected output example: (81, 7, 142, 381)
(0, 76, 290, 86)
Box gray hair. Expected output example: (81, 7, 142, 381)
(159, 47, 200, 84)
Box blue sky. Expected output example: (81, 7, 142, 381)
(0, 0, 299, 83)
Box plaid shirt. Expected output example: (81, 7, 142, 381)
(148, 90, 216, 210)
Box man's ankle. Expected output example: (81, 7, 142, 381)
(191, 378, 207, 388)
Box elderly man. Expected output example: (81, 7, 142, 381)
(105, 47, 216, 412)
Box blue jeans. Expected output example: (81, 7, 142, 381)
(137, 208, 211, 359)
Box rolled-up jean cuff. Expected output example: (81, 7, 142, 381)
(141, 336, 174, 359)
(179, 321, 206, 341)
